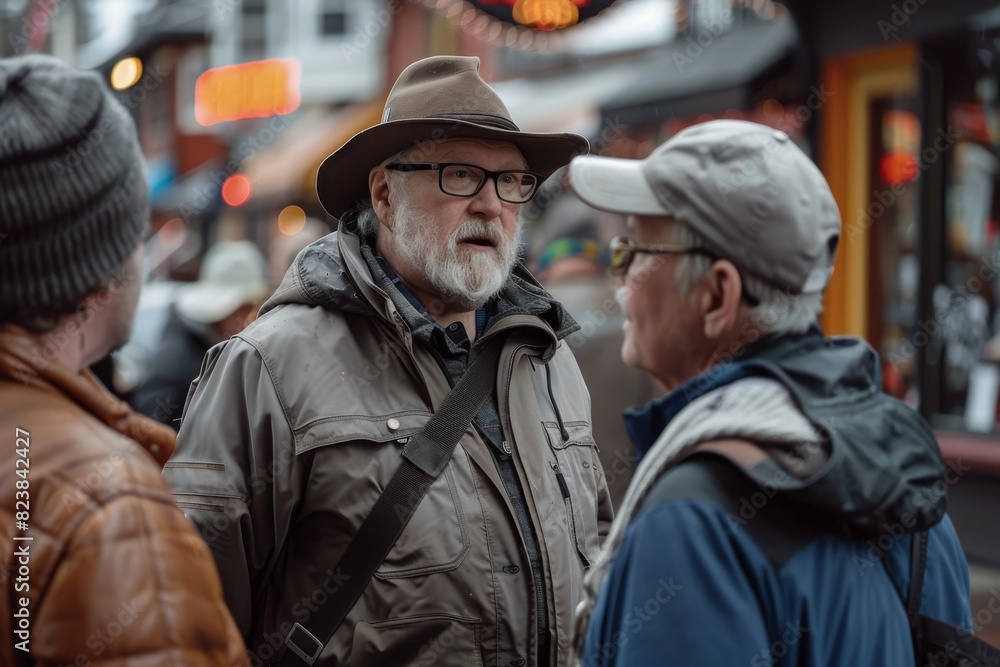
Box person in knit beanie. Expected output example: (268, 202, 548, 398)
(0, 55, 249, 667)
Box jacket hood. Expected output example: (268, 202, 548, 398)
(261, 222, 579, 342)
(743, 331, 947, 537)
(260, 230, 368, 318)
(629, 329, 948, 538)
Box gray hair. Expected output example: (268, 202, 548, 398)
(352, 146, 416, 239)
(673, 223, 823, 335)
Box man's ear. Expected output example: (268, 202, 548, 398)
(370, 167, 392, 229)
(701, 260, 744, 341)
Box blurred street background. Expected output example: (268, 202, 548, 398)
(4, 0, 1000, 644)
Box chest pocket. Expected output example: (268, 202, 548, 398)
(543, 420, 601, 566)
(296, 412, 472, 579)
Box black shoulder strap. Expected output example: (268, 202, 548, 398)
(891, 531, 1000, 666)
(272, 334, 507, 666)
(906, 531, 929, 652)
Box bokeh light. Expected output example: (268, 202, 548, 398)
(278, 205, 307, 236)
(110, 57, 142, 91)
(221, 174, 253, 207)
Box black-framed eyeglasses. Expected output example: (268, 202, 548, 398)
(385, 162, 541, 204)
(610, 235, 760, 306)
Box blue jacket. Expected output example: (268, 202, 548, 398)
(582, 331, 972, 666)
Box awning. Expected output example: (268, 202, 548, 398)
(601, 14, 799, 123)
(494, 59, 638, 135)
(243, 98, 385, 203)
(493, 13, 797, 138)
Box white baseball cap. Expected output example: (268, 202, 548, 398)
(175, 240, 268, 324)
(569, 120, 841, 294)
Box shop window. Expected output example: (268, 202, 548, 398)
(869, 100, 921, 405)
(242, 0, 267, 60)
(319, 0, 348, 38)
(936, 74, 1000, 433)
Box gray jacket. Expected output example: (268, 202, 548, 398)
(163, 224, 613, 666)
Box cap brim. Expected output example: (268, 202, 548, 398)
(316, 118, 589, 219)
(175, 283, 265, 324)
(568, 155, 669, 216)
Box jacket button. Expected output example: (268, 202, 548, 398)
(509, 660, 526, 666)
(502, 565, 520, 574)
(387, 418, 400, 431)
(582, 461, 590, 468)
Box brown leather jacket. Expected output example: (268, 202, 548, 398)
(0, 324, 248, 667)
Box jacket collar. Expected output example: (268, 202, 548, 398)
(0, 324, 176, 466)
(624, 330, 808, 458)
(286, 213, 580, 345)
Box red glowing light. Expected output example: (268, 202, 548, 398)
(879, 150, 919, 185)
(221, 174, 252, 207)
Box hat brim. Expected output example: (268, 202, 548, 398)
(316, 118, 589, 219)
(175, 283, 266, 324)
(568, 155, 669, 217)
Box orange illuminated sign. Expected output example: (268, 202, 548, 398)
(195, 58, 301, 126)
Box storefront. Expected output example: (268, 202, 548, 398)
(788, 0, 1000, 642)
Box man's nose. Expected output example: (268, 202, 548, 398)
(468, 177, 506, 218)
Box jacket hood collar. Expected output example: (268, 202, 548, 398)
(627, 328, 948, 537)
(0, 324, 176, 466)
(262, 214, 580, 342)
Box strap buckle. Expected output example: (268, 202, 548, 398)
(285, 622, 323, 665)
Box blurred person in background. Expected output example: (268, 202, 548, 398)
(165, 55, 612, 667)
(536, 194, 660, 508)
(132, 240, 268, 430)
(0, 55, 247, 667)
(569, 120, 972, 665)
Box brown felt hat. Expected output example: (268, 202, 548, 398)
(316, 55, 590, 219)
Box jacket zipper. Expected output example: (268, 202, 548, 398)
(550, 461, 578, 548)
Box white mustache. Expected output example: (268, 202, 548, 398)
(451, 218, 505, 247)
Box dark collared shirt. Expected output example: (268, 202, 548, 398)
(363, 246, 551, 664)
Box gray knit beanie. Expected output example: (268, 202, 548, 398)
(0, 54, 148, 324)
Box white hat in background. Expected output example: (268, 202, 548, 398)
(175, 240, 268, 324)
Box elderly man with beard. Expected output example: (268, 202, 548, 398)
(165, 55, 613, 667)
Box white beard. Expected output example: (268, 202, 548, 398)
(390, 204, 521, 311)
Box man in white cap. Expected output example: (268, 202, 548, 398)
(165, 55, 612, 667)
(133, 240, 268, 429)
(569, 120, 974, 665)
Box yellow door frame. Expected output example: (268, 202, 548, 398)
(820, 44, 918, 339)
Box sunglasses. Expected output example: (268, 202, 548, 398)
(609, 235, 760, 306)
